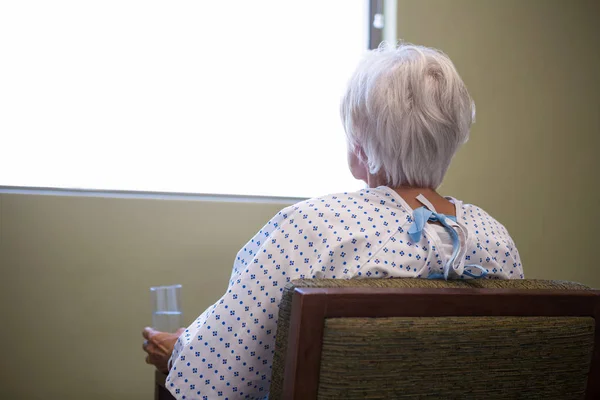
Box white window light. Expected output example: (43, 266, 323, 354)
(0, 1, 387, 199)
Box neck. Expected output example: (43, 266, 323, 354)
(390, 186, 439, 199)
(371, 182, 455, 215)
(366, 173, 438, 198)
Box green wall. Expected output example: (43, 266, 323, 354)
(1, 0, 599, 398)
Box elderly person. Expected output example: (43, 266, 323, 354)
(143, 43, 523, 399)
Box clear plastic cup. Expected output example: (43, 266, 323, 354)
(150, 284, 182, 332)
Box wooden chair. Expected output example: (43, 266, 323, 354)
(157, 279, 600, 399)
(155, 370, 174, 400)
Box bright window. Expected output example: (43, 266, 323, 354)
(0, 1, 371, 198)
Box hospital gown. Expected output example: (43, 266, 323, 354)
(166, 186, 523, 399)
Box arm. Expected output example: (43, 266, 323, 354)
(166, 204, 304, 399)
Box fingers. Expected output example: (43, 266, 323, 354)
(142, 327, 156, 340)
(143, 331, 167, 371)
(145, 347, 161, 365)
(144, 327, 172, 351)
(143, 337, 169, 357)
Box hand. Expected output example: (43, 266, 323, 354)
(142, 327, 185, 374)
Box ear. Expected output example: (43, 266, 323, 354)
(347, 146, 368, 182)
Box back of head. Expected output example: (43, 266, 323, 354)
(341, 43, 475, 189)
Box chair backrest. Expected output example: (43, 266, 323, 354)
(269, 279, 600, 400)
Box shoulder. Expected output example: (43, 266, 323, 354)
(285, 187, 414, 248)
(454, 200, 513, 238)
(453, 199, 523, 277)
(291, 187, 411, 220)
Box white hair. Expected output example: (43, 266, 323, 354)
(341, 43, 475, 189)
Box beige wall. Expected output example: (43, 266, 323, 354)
(1, 0, 599, 398)
(0, 194, 289, 399)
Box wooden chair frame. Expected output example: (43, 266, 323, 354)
(282, 288, 600, 399)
